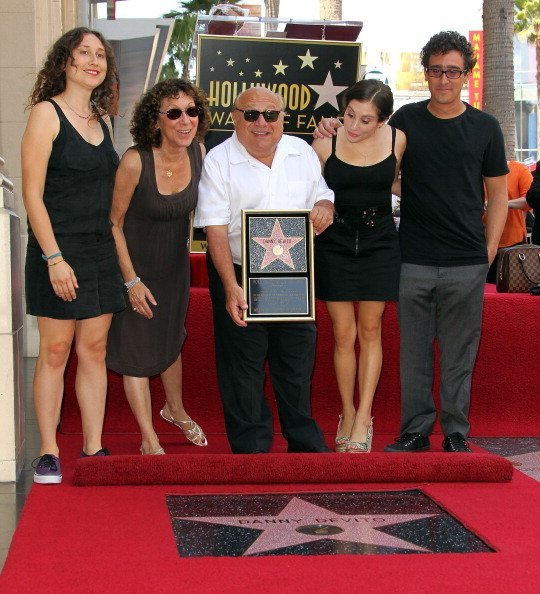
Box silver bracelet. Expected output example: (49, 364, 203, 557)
(124, 276, 141, 291)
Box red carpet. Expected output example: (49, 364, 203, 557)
(73, 452, 513, 486)
(1, 432, 538, 593)
(60, 286, 540, 437)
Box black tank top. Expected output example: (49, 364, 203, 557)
(29, 98, 119, 239)
(324, 126, 397, 215)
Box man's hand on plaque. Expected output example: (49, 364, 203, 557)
(310, 200, 335, 235)
(226, 284, 248, 327)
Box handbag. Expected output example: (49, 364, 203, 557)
(496, 244, 540, 293)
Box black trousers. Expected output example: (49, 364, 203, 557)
(207, 254, 328, 453)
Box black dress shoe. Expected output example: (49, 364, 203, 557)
(384, 432, 430, 452)
(442, 433, 472, 452)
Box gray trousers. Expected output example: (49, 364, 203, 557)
(398, 263, 488, 438)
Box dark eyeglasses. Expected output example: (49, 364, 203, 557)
(425, 67, 467, 79)
(234, 108, 282, 122)
(158, 106, 202, 120)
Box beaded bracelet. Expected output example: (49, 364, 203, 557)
(42, 251, 62, 261)
(47, 259, 64, 267)
(124, 276, 141, 291)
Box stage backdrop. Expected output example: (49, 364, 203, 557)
(192, 34, 361, 250)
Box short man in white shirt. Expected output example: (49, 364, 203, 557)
(195, 87, 335, 453)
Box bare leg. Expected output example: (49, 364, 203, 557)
(123, 375, 162, 454)
(349, 301, 385, 443)
(74, 314, 113, 455)
(34, 317, 76, 456)
(160, 353, 207, 446)
(160, 354, 190, 422)
(326, 301, 358, 439)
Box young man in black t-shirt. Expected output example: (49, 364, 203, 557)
(384, 31, 508, 453)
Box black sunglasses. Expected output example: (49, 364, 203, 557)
(234, 108, 283, 122)
(159, 106, 202, 120)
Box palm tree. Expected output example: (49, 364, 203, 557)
(514, 0, 540, 153)
(162, 0, 215, 80)
(482, 0, 516, 158)
(319, 0, 342, 20)
(264, 0, 280, 32)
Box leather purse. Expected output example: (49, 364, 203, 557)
(496, 244, 540, 293)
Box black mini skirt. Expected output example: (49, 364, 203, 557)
(25, 233, 126, 320)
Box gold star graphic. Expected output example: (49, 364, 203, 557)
(273, 60, 288, 75)
(298, 49, 318, 69)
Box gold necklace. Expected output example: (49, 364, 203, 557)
(158, 150, 177, 178)
(61, 95, 93, 119)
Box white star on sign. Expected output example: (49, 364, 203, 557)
(298, 49, 318, 69)
(227, 58, 235, 66)
(176, 497, 437, 556)
(254, 70, 262, 78)
(334, 60, 342, 69)
(309, 71, 349, 110)
(273, 60, 288, 75)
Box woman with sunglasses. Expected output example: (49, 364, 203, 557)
(22, 28, 125, 484)
(311, 79, 406, 453)
(106, 79, 211, 454)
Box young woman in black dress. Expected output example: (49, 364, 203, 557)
(22, 28, 125, 483)
(311, 80, 406, 453)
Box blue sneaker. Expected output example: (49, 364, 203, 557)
(80, 448, 110, 458)
(32, 454, 62, 484)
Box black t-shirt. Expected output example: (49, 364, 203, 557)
(390, 100, 508, 266)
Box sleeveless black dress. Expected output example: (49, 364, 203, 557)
(25, 98, 125, 319)
(106, 142, 202, 377)
(315, 127, 400, 301)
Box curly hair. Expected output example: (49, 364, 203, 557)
(341, 79, 393, 121)
(420, 31, 476, 72)
(28, 27, 118, 116)
(130, 79, 211, 149)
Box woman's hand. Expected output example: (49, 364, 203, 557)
(48, 260, 78, 301)
(127, 281, 157, 319)
(313, 117, 342, 139)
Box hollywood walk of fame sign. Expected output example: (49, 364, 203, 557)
(241, 210, 314, 322)
(195, 34, 361, 150)
(166, 490, 494, 558)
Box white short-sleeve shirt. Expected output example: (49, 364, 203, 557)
(194, 132, 334, 264)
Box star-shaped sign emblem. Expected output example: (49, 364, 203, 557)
(298, 49, 318, 69)
(252, 219, 303, 270)
(309, 71, 349, 110)
(273, 60, 288, 75)
(227, 58, 235, 66)
(176, 497, 437, 556)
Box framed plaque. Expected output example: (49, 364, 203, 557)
(242, 210, 315, 322)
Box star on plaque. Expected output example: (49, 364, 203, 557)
(334, 60, 342, 69)
(298, 49, 318, 69)
(273, 60, 288, 75)
(176, 497, 436, 556)
(252, 219, 303, 270)
(254, 70, 262, 78)
(309, 71, 349, 110)
(227, 58, 235, 66)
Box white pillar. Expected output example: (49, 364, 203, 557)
(0, 170, 25, 482)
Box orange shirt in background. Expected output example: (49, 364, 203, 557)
(486, 160, 532, 247)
